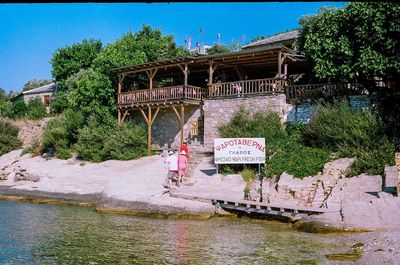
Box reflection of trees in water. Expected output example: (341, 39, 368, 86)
(1, 201, 354, 265)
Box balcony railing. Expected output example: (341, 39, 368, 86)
(286, 83, 368, 101)
(208, 78, 284, 98)
(118, 85, 205, 105)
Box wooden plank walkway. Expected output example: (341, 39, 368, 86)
(213, 199, 336, 219)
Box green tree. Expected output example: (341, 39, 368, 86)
(296, 3, 400, 87)
(67, 68, 114, 119)
(206, 44, 230, 55)
(50, 39, 102, 84)
(22, 79, 52, 91)
(93, 25, 189, 78)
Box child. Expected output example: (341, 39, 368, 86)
(177, 150, 188, 186)
(163, 150, 178, 189)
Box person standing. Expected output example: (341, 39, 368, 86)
(177, 150, 188, 186)
(179, 140, 190, 159)
(163, 150, 178, 190)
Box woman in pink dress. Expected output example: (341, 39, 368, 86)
(177, 150, 188, 186)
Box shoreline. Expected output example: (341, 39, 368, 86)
(1, 149, 400, 234)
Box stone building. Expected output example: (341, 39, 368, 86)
(10, 83, 57, 112)
(113, 30, 367, 153)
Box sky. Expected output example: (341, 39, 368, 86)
(0, 2, 347, 93)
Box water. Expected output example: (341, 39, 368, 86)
(0, 200, 355, 265)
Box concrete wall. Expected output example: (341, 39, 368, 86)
(203, 94, 291, 150)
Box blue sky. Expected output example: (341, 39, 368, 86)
(0, 2, 347, 93)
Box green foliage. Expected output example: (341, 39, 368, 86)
(26, 98, 46, 120)
(240, 168, 257, 183)
(265, 140, 331, 179)
(11, 101, 28, 119)
(50, 39, 102, 83)
(76, 116, 147, 162)
(206, 44, 230, 55)
(0, 120, 22, 155)
(218, 107, 287, 148)
(67, 69, 114, 119)
(103, 122, 147, 161)
(50, 91, 69, 114)
(296, 3, 400, 86)
(302, 100, 381, 151)
(42, 110, 85, 158)
(22, 79, 52, 91)
(93, 25, 188, 78)
(301, 100, 395, 175)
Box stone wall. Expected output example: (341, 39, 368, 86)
(203, 94, 290, 150)
(130, 105, 202, 150)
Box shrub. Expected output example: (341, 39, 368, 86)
(240, 168, 257, 183)
(26, 97, 46, 120)
(103, 122, 147, 160)
(265, 140, 331, 179)
(76, 116, 147, 162)
(0, 120, 22, 155)
(11, 101, 27, 119)
(301, 100, 395, 175)
(42, 110, 85, 158)
(75, 116, 113, 162)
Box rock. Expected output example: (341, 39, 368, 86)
(322, 158, 355, 179)
(13, 166, 40, 182)
(383, 166, 397, 194)
(248, 179, 262, 202)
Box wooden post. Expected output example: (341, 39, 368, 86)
(145, 69, 158, 90)
(178, 63, 189, 86)
(180, 103, 185, 144)
(172, 105, 185, 145)
(208, 60, 214, 85)
(278, 52, 283, 77)
(117, 74, 126, 124)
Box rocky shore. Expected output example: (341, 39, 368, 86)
(0, 149, 399, 233)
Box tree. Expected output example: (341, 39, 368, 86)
(296, 3, 400, 88)
(93, 25, 189, 78)
(50, 39, 102, 84)
(22, 79, 52, 91)
(206, 44, 230, 55)
(67, 68, 114, 119)
(296, 2, 400, 150)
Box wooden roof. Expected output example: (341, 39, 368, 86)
(111, 44, 287, 75)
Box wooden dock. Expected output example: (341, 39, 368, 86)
(213, 199, 336, 220)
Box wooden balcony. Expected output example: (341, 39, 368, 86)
(118, 85, 206, 108)
(208, 78, 285, 98)
(285, 83, 368, 101)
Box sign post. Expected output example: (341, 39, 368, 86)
(396, 153, 400, 196)
(214, 138, 266, 165)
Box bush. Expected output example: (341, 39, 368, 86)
(42, 110, 85, 158)
(240, 168, 257, 183)
(75, 116, 113, 162)
(265, 140, 331, 179)
(0, 120, 22, 155)
(301, 100, 395, 175)
(76, 115, 147, 162)
(103, 122, 147, 161)
(26, 97, 46, 120)
(11, 101, 28, 119)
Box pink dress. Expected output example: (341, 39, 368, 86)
(178, 154, 187, 176)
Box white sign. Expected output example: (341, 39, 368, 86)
(214, 138, 266, 164)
